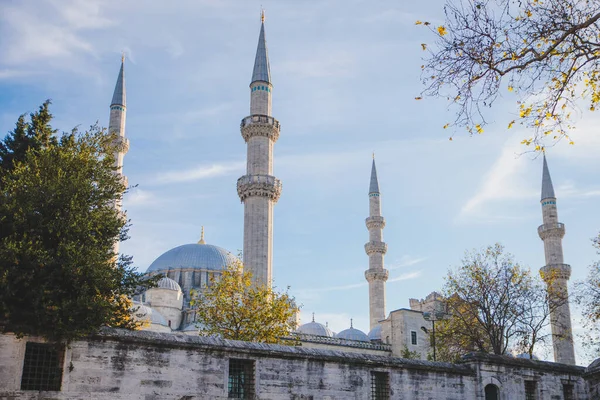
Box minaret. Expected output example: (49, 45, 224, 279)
(364, 157, 389, 330)
(538, 154, 575, 365)
(108, 56, 129, 253)
(237, 12, 281, 286)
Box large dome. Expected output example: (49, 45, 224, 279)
(146, 243, 238, 273)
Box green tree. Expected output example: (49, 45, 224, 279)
(0, 104, 152, 343)
(436, 244, 554, 361)
(0, 100, 57, 170)
(419, 0, 600, 147)
(190, 260, 299, 344)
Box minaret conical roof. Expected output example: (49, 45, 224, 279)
(251, 19, 271, 84)
(111, 59, 126, 107)
(541, 153, 556, 200)
(369, 158, 380, 194)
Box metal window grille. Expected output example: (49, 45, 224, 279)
(524, 380, 537, 400)
(411, 331, 417, 345)
(563, 384, 575, 400)
(370, 371, 389, 400)
(20, 342, 63, 391)
(228, 359, 255, 399)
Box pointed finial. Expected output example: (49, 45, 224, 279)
(372, 152, 375, 160)
(121, 51, 126, 63)
(312, 312, 315, 322)
(261, 8, 265, 23)
(350, 318, 353, 328)
(198, 226, 206, 244)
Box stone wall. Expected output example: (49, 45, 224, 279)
(0, 329, 593, 400)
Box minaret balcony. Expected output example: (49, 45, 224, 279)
(237, 174, 282, 202)
(364, 241, 387, 256)
(112, 136, 130, 154)
(240, 115, 280, 143)
(538, 222, 565, 240)
(540, 263, 571, 282)
(365, 269, 389, 282)
(365, 216, 385, 230)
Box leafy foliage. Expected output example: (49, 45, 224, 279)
(190, 260, 299, 344)
(436, 244, 555, 361)
(0, 103, 152, 343)
(419, 0, 600, 147)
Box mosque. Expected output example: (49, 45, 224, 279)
(106, 16, 576, 365)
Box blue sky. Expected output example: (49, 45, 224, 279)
(1, 0, 599, 362)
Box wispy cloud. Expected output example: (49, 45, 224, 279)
(458, 138, 537, 222)
(155, 161, 244, 184)
(125, 188, 160, 207)
(296, 271, 421, 294)
(0, 0, 110, 67)
(388, 255, 427, 270)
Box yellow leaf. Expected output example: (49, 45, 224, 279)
(475, 124, 484, 134)
(415, 97, 423, 100)
(525, 10, 532, 17)
(569, 141, 575, 145)
(508, 120, 515, 129)
(437, 26, 448, 36)
(421, 43, 427, 50)
(415, 20, 423, 25)
(508, 86, 514, 92)
(449, 137, 453, 141)
(443, 123, 449, 129)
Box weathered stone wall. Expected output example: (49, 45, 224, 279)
(0, 329, 592, 400)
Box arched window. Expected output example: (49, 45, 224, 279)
(485, 384, 499, 400)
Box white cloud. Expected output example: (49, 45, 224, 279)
(125, 188, 159, 206)
(458, 136, 537, 222)
(388, 255, 427, 270)
(155, 161, 244, 184)
(388, 271, 422, 283)
(0, 1, 109, 67)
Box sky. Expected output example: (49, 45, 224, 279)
(1, 0, 599, 364)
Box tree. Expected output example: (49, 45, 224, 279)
(419, 0, 600, 147)
(190, 260, 299, 344)
(0, 104, 152, 343)
(575, 233, 600, 356)
(435, 244, 555, 361)
(0, 100, 57, 170)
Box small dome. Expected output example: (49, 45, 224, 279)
(131, 303, 169, 327)
(146, 243, 238, 273)
(155, 277, 182, 292)
(368, 324, 382, 341)
(516, 353, 539, 360)
(297, 321, 334, 337)
(336, 327, 369, 342)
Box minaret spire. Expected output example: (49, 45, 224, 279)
(108, 56, 129, 255)
(237, 16, 281, 286)
(538, 155, 575, 365)
(365, 157, 389, 330)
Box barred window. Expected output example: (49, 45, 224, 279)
(20, 342, 64, 391)
(228, 359, 255, 399)
(411, 331, 417, 345)
(524, 380, 537, 400)
(563, 384, 575, 400)
(370, 371, 389, 400)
